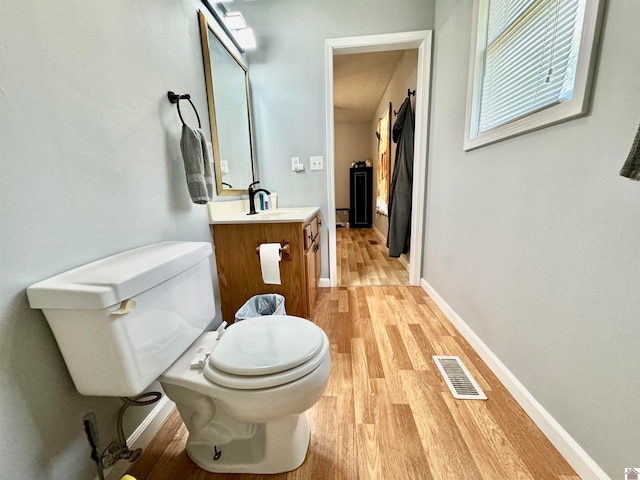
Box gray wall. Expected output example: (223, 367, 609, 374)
(0, 1, 223, 478)
(427, 1, 640, 476)
(0, 1, 435, 478)
(242, 0, 436, 277)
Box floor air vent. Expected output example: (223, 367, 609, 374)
(433, 356, 487, 400)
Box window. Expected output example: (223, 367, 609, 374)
(464, 0, 604, 150)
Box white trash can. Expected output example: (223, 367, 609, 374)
(234, 294, 286, 322)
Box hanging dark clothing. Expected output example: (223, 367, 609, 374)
(387, 96, 415, 258)
(620, 123, 640, 180)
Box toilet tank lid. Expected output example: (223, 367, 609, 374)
(27, 241, 212, 310)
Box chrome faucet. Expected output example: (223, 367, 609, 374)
(247, 181, 271, 215)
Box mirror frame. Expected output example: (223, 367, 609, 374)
(198, 10, 256, 196)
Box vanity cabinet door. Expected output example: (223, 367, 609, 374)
(305, 244, 317, 312)
(313, 230, 321, 286)
(303, 216, 321, 313)
(303, 216, 319, 251)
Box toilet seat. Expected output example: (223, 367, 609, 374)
(204, 315, 327, 390)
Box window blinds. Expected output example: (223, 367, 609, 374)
(478, 0, 585, 134)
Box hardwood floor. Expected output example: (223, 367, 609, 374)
(337, 227, 409, 286)
(126, 286, 578, 480)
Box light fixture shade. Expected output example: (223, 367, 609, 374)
(234, 27, 256, 50)
(224, 11, 247, 30)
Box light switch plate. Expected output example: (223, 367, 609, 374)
(291, 156, 305, 172)
(310, 156, 324, 170)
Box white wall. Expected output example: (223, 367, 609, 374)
(241, 0, 435, 277)
(0, 2, 224, 478)
(370, 49, 418, 238)
(427, 1, 640, 476)
(334, 123, 371, 211)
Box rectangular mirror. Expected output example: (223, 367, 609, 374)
(198, 10, 256, 196)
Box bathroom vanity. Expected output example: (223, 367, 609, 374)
(209, 206, 321, 322)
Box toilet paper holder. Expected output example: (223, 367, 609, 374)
(256, 242, 291, 260)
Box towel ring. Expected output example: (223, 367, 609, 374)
(167, 91, 202, 129)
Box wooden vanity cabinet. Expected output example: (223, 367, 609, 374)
(211, 215, 321, 322)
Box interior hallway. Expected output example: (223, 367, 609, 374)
(337, 227, 409, 286)
(126, 286, 578, 480)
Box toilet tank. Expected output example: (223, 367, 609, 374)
(27, 241, 215, 397)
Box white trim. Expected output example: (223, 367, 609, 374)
(324, 39, 338, 287)
(103, 397, 176, 480)
(324, 31, 432, 287)
(371, 224, 385, 243)
(318, 277, 331, 288)
(420, 279, 611, 480)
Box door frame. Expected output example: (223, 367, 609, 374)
(324, 31, 433, 286)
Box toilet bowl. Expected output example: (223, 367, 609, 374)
(160, 315, 331, 473)
(26, 241, 331, 474)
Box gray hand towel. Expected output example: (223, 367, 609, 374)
(620, 123, 640, 180)
(180, 124, 214, 204)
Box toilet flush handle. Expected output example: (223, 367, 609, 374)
(110, 299, 137, 315)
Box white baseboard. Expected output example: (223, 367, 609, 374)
(102, 396, 175, 480)
(319, 277, 331, 288)
(420, 279, 610, 480)
(371, 225, 386, 243)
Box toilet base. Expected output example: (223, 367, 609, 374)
(185, 413, 311, 474)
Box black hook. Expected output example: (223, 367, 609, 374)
(213, 446, 222, 461)
(167, 91, 202, 129)
(394, 89, 416, 115)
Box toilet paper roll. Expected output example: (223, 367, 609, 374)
(259, 243, 282, 285)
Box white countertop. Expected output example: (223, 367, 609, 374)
(208, 201, 319, 225)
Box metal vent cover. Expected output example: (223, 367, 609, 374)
(433, 356, 487, 400)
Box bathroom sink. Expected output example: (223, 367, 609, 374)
(209, 206, 319, 224)
(254, 210, 291, 219)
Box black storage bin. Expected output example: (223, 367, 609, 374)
(349, 166, 373, 228)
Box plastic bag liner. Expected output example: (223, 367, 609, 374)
(235, 294, 286, 321)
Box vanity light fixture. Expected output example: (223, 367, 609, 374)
(221, 8, 257, 50)
(234, 27, 257, 50)
(224, 11, 247, 30)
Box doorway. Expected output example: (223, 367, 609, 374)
(324, 31, 433, 287)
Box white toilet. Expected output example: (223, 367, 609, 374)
(27, 241, 331, 474)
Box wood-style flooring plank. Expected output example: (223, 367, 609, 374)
(441, 393, 536, 480)
(400, 370, 483, 480)
(351, 337, 377, 425)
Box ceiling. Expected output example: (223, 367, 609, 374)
(333, 50, 404, 124)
